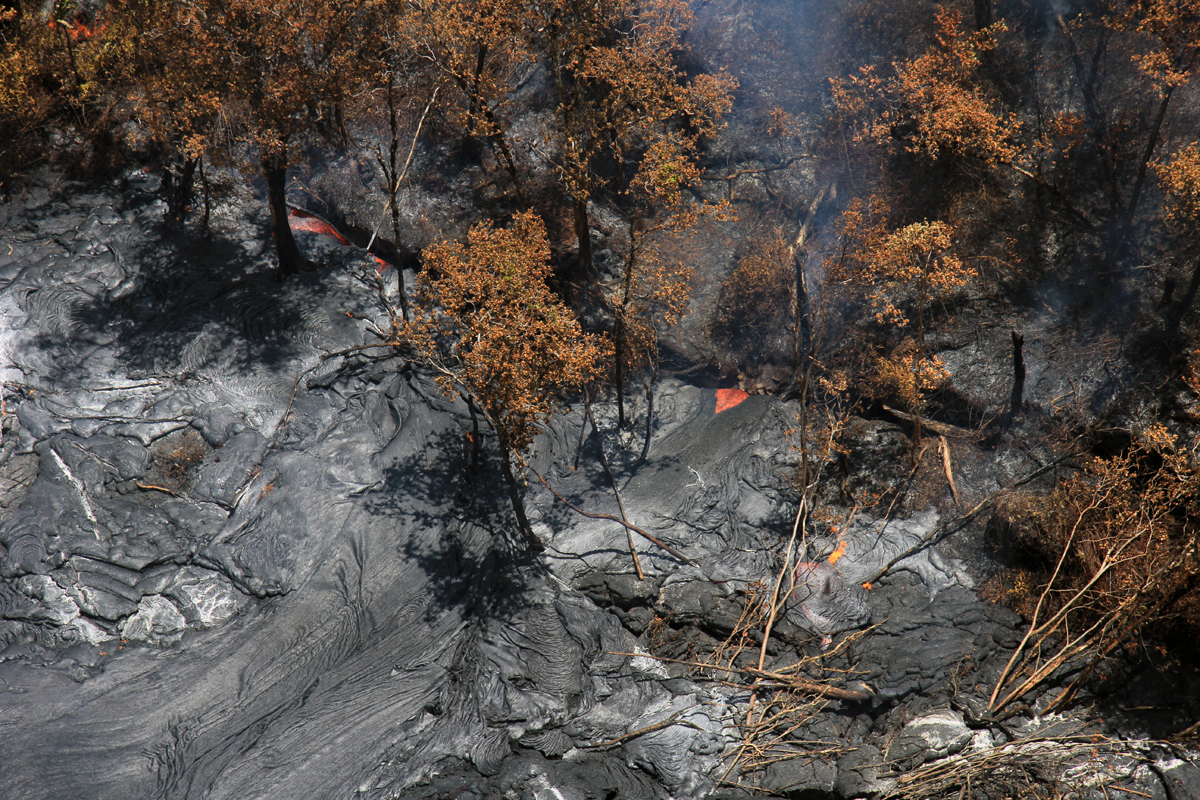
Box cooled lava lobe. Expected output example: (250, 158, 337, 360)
(0, 173, 741, 799)
(3, 171, 1189, 800)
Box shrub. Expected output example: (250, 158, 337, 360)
(714, 232, 794, 351)
(989, 422, 1200, 715)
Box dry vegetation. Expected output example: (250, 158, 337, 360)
(641, 579, 868, 790)
(148, 430, 211, 493)
(6, 0, 1200, 753)
(987, 423, 1200, 716)
(714, 232, 794, 352)
(404, 211, 609, 548)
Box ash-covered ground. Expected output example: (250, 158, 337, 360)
(1, 166, 1198, 800)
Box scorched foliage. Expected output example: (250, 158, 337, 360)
(406, 211, 608, 548)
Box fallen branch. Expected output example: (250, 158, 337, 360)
(610, 652, 872, 701)
(701, 156, 812, 184)
(528, 466, 697, 566)
(584, 397, 644, 578)
(881, 728, 1103, 800)
(883, 405, 976, 438)
(700, 156, 816, 200)
(940, 436, 959, 507)
(136, 482, 180, 496)
(865, 458, 1068, 587)
(790, 179, 835, 255)
(582, 708, 696, 749)
(280, 342, 405, 431)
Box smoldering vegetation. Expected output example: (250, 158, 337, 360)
(2, 0, 1200, 798)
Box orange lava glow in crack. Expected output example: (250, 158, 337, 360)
(827, 539, 847, 565)
(51, 19, 106, 40)
(288, 210, 348, 244)
(715, 388, 749, 413)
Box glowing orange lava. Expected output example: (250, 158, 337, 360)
(827, 539, 847, 565)
(715, 388, 749, 413)
(288, 210, 348, 244)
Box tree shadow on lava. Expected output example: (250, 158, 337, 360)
(58, 205, 364, 390)
(359, 413, 578, 625)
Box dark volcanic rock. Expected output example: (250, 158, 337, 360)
(2, 167, 1196, 800)
(853, 580, 1020, 702)
(190, 429, 266, 506)
(835, 744, 890, 798)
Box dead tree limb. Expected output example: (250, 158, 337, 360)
(1008, 330, 1025, 424)
(882, 405, 974, 438)
(940, 436, 959, 507)
(700, 155, 814, 200)
(864, 458, 1069, 587)
(584, 399, 644, 578)
(608, 652, 873, 701)
(528, 466, 697, 566)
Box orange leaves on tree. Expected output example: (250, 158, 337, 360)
(407, 211, 609, 548)
(989, 422, 1200, 713)
(1034, 111, 1088, 167)
(1, 2, 146, 168)
(185, 0, 384, 156)
(766, 106, 801, 139)
(714, 231, 794, 356)
(1109, 0, 1200, 90)
(832, 7, 1019, 167)
(393, 0, 531, 191)
(830, 196, 973, 446)
(875, 346, 951, 421)
(407, 211, 608, 456)
(830, 197, 973, 330)
(1156, 143, 1200, 232)
(534, 0, 736, 273)
(157, 0, 387, 275)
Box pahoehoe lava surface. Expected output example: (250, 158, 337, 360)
(5, 169, 1196, 800)
(0, 172, 743, 799)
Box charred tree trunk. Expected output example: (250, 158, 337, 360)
(910, 273, 929, 454)
(973, 0, 992, 30)
(165, 156, 198, 221)
(614, 220, 635, 428)
(198, 158, 211, 235)
(262, 150, 309, 279)
(790, 181, 831, 388)
(1158, 277, 1176, 311)
(468, 44, 487, 120)
(614, 312, 627, 428)
(496, 428, 543, 552)
(1169, 256, 1200, 339)
(452, 47, 526, 208)
(574, 196, 593, 279)
(380, 75, 410, 321)
(1008, 330, 1025, 424)
(1124, 84, 1175, 238)
(792, 248, 811, 382)
(485, 123, 527, 207)
(1056, 16, 1105, 128)
(641, 368, 654, 463)
(60, 29, 82, 102)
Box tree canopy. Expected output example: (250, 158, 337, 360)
(406, 211, 608, 547)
